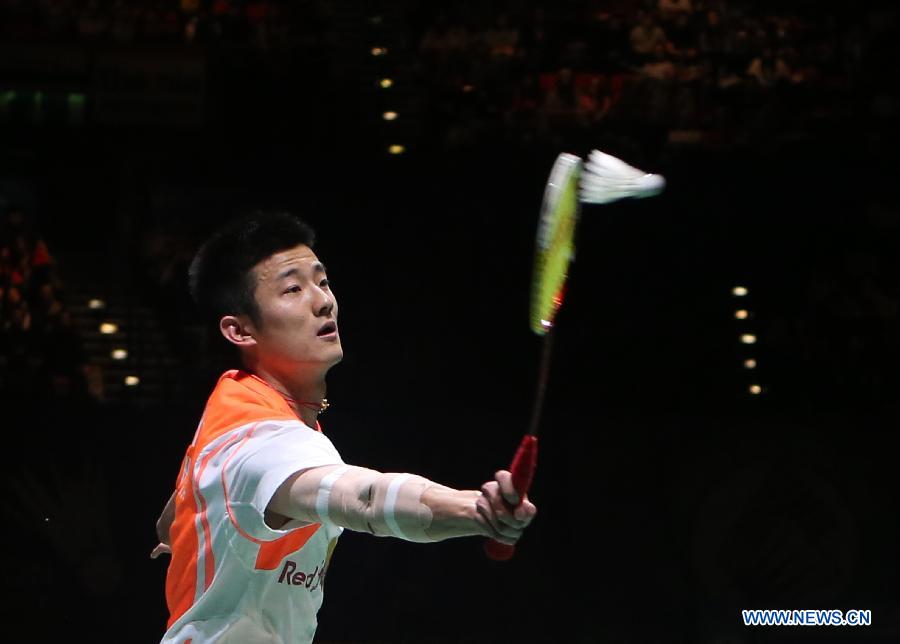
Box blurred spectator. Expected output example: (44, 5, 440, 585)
(641, 43, 678, 81)
(685, 39, 711, 79)
(482, 13, 519, 60)
(600, 14, 634, 71)
(746, 46, 793, 87)
(32, 282, 64, 334)
(698, 8, 726, 54)
(630, 12, 668, 60)
(1, 284, 33, 393)
(658, 0, 694, 22)
(181, 0, 201, 15)
(542, 67, 578, 117)
(576, 75, 613, 126)
(0, 208, 86, 401)
(420, 14, 470, 61)
(30, 238, 55, 285)
(698, 9, 731, 78)
(539, 67, 581, 147)
(667, 12, 699, 59)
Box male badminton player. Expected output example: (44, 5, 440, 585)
(153, 210, 537, 643)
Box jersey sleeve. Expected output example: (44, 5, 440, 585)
(221, 419, 344, 541)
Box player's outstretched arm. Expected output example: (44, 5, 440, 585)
(268, 466, 536, 544)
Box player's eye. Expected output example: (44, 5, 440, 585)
(285, 285, 301, 294)
(319, 279, 330, 288)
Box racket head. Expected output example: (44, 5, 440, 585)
(530, 153, 583, 336)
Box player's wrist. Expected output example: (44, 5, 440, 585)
(421, 487, 483, 540)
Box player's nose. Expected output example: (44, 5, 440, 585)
(313, 291, 334, 318)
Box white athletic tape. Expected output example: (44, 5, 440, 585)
(315, 465, 350, 525)
(384, 474, 413, 540)
(287, 465, 440, 542)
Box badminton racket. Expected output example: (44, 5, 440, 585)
(484, 149, 665, 561)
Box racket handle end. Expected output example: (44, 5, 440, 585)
(484, 540, 516, 561)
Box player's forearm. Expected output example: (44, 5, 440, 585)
(417, 484, 485, 541)
(274, 466, 489, 543)
(323, 469, 485, 542)
(351, 473, 516, 544)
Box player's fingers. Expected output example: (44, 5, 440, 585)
(150, 543, 172, 559)
(476, 499, 521, 544)
(481, 481, 524, 536)
(480, 481, 517, 528)
(494, 470, 519, 506)
(482, 480, 529, 529)
(513, 497, 537, 525)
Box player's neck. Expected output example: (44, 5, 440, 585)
(249, 364, 327, 428)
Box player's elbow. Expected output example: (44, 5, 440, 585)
(356, 482, 379, 535)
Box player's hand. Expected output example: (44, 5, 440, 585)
(475, 469, 537, 545)
(150, 542, 171, 559)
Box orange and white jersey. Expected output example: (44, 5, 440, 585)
(163, 370, 344, 644)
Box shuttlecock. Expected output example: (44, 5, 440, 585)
(579, 149, 665, 204)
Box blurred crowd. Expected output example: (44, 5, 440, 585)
(0, 0, 326, 51)
(2, 0, 898, 411)
(2, 0, 884, 155)
(0, 208, 87, 400)
(411, 0, 868, 151)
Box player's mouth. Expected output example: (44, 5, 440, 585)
(317, 321, 338, 340)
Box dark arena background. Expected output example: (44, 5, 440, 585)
(2, 1, 899, 642)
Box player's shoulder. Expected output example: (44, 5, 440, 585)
(197, 370, 299, 444)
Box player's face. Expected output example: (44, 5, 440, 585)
(249, 244, 342, 373)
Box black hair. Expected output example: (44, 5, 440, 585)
(188, 210, 316, 328)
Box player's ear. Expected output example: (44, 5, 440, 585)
(220, 315, 257, 349)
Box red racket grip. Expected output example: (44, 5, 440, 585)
(484, 434, 538, 561)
